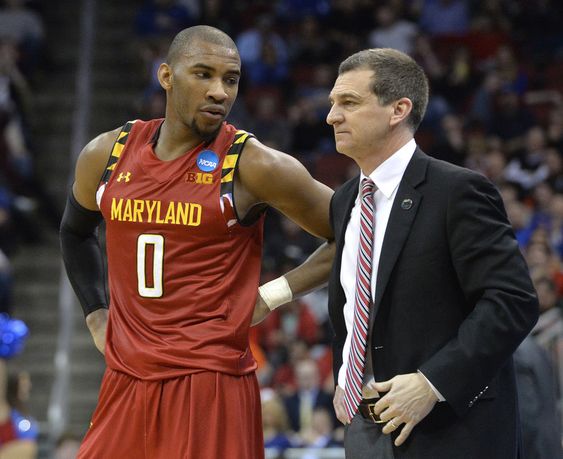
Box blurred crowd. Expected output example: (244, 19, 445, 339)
(71, 0, 563, 455)
(0, 0, 59, 316)
(129, 0, 563, 453)
(0, 0, 51, 457)
(2, 0, 563, 456)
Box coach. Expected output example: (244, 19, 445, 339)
(326, 47, 539, 458)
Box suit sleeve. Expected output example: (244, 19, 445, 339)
(419, 170, 538, 417)
(328, 191, 345, 386)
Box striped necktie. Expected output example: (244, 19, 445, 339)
(344, 177, 376, 419)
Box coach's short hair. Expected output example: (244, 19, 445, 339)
(339, 48, 429, 131)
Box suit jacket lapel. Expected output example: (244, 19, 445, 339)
(334, 176, 360, 280)
(371, 149, 428, 325)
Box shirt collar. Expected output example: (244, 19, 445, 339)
(360, 138, 417, 199)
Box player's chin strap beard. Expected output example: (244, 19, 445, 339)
(192, 120, 222, 145)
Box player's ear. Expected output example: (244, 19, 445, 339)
(158, 63, 173, 90)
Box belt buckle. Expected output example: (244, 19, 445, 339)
(367, 402, 385, 424)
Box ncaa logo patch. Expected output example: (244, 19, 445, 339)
(196, 150, 219, 172)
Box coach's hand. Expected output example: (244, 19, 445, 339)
(333, 385, 351, 425)
(86, 308, 108, 355)
(372, 373, 438, 446)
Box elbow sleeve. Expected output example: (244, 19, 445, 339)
(59, 192, 108, 316)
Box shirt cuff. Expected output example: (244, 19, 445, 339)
(418, 370, 445, 402)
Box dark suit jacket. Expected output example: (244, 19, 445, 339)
(328, 149, 539, 459)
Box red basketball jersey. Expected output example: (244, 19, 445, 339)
(96, 119, 264, 380)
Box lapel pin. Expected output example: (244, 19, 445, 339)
(401, 198, 413, 210)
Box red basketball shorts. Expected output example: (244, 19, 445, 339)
(77, 368, 264, 459)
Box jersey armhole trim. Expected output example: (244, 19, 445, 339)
(98, 120, 136, 186)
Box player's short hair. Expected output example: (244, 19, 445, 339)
(166, 25, 238, 65)
(339, 48, 429, 131)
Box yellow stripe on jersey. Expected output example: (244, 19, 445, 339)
(111, 141, 125, 159)
(234, 131, 249, 144)
(222, 154, 238, 170)
(221, 170, 234, 183)
(101, 121, 136, 183)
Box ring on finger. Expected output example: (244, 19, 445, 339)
(389, 420, 397, 429)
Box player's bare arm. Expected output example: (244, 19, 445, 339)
(61, 128, 121, 355)
(73, 128, 122, 210)
(236, 139, 335, 322)
(235, 138, 334, 240)
(252, 240, 335, 325)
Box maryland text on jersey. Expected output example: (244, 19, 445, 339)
(110, 197, 202, 226)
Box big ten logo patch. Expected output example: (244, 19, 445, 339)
(184, 172, 213, 185)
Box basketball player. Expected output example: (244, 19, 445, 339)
(60, 26, 334, 458)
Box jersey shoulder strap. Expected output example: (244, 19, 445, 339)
(99, 120, 136, 185)
(219, 130, 268, 227)
(220, 129, 255, 197)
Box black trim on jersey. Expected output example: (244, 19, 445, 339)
(99, 121, 135, 185)
(223, 132, 268, 227)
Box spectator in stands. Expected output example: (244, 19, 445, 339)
(53, 432, 81, 459)
(544, 147, 563, 193)
(417, 0, 470, 37)
(481, 147, 508, 185)
(493, 45, 528, 95)
(288, 16, 331, 66)
(283, 358, 334, 434)
(0, 249, 12, 315)
(547, 107, 563, 152)
(488, 88, 537, 146)
(505, 199, 534, 248)
(430, 114, 467, 166)
(440, 46, 478, 111)
(271, 339, 310, 396)
(236, 14, 289, 86)
(530, 276, 563, 428)
(0, 318, 34, 459)
(246, 90, 291, 151)
(514, 335, 563, 459)
(261, 388, 293, 453)
(0, 0, 44, 74)
(505, 126, 550, 194)
(135, 0, 195, 39)
(0, 182, 19, 257)
(275, 0, 330, 23)
(0, 364, 36, 459)
(257, 299, 320, 358)
(296, 407, 343, 450)
(525, 237, 562, 285)
(368, 4, 419, 55)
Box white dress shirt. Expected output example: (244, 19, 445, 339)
(337, 138, 445, 401)
(337, 139, 416, 389)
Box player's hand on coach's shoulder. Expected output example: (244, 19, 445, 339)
(86, 308, 108, 355)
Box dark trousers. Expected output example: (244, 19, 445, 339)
(344, 414, 395, 458)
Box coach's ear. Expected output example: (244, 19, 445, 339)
(389, 97, 412, 127)
(158, 63, 173, 91)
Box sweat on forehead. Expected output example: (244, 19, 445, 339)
(166, 25, 238, 65)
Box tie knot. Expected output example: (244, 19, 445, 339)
(361, 178, 375, 197)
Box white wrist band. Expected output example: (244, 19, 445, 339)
(259, 276, 293, 311)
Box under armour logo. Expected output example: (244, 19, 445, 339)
(117, 172, 131, 182)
